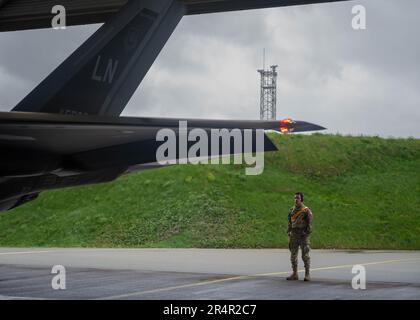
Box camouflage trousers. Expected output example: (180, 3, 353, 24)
(289, 232, 311, 270)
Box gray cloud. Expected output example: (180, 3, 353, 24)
(0, 0, 419, 137)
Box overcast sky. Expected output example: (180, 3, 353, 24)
(0, 0, 419, 138)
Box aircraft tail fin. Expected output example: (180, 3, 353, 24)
(13, 0, 185, 116)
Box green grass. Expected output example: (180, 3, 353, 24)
(0, 133, 419, 249)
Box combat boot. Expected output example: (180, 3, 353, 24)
(304, 267, 311, 281)
(286, 267, 299, 281)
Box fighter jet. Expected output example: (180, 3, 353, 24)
(0, 0, 343, 211)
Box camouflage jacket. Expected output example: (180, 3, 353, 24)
(287, 204, 313, 235)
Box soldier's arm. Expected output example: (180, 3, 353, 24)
(287, 208, 292, 234)
(304, 208, 313, 235)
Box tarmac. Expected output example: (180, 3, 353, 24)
(0, 248, 419, 300)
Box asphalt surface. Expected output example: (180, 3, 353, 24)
(0, 248, 419, 300)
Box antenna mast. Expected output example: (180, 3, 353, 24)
(257, 50, 277, 120)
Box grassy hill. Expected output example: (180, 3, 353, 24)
(0, 133, 419, 249)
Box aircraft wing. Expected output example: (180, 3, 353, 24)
(0, 111, 325, 210)
(0, 0, 353, 32)
(186, 0, 352, 15)
(0, 111, 325, 175)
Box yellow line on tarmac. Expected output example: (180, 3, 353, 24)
(0, 250, 54, 256)
(256, 257, 420, 277)
(100, 257, 420, 300)
(100, 275, 248, 300)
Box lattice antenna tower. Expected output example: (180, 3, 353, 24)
(257, 49, 278, 120)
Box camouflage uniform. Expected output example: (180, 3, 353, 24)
(287, 204, 313, 272)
